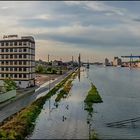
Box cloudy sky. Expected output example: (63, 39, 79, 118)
(0, 1, 140, 62)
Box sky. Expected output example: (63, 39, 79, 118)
(0, 1, 140, 62)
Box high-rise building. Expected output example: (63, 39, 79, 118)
(0, 35, 35, 88)
(113, 57, 122, 66)
(105, 58, 109, 66)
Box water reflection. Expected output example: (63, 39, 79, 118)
(28, 68, 90, 139)
(89, 65, 140, 139)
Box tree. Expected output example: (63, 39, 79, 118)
(36, 65, 44, 73)
(4, 78, 17, 92)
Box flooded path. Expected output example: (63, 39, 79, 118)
(28, 68, 92, 139)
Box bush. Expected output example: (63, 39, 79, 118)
(3, 78, 16, 92)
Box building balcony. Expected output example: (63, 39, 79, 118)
(0, 58, 30, 60)
(0, 71, 31, 74)
(0, 77, 34, 81)
(0, 64, 33, 67)
(0, 52, 34, 55)
(0, 45, 35, 50)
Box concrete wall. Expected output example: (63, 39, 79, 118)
(0, 90, 16, 103)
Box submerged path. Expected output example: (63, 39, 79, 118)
(0, 70, 74, 123)
(28, 68, 90, 139)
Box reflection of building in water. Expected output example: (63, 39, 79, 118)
(78, 53, 81, 67)
(86, 68, 89, 78)
(78, 67, 80, 82)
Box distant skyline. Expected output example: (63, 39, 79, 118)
(1, 1, 140, 62)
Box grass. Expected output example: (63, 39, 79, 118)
(55, 70, 78, 102)
(84, 82, 103, 140)
(0, 69, 78, 139)
(84, 83, 102, 113)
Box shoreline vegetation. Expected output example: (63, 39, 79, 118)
(55, 72, 77, 102)
(84, 82, 103, 140)
(84, 82, 103, 113)
(0, 69, 78, 139)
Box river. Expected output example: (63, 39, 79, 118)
(28, 65, 140, 139)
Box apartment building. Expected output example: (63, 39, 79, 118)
(0, 35, 35, 88)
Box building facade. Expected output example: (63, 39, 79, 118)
(113, 57, 122, 66)
(0, 35, 35, 88)
(104, 58, 109, 66)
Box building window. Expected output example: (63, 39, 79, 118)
(15, 74, 17, 78)
(6, 49, 8, 52)
(10, 68, 13, 71)
(19, 61, 22, 65)
(14, 61, 17, 65)
(23, 74, 26, 78)
(19, 42, 22, 46)
(28, 42, 30, 46)
(6, 55, 8, 59)
(1, 42, 4, 46)
(23, 61, 26, 65)
(1, 74, 4, 77)
(19, 48, 22, 52)
(10, 61, 13, 65)
(10, 48, 13, 52)
(14, 48, 17, 52)
(23, 68, 26, 71)
(10, 55, 13, 58)
(10, 74, 13, 78)
(23, 48, 27, 52)
(6, 67, 8, 71)
(6, 74, 8, 77)
(1, 49, 4, 52)
(19, 74, 22, 78)
(14, 42, 17, 46)
(23, 42, 27, 46)
(23, 55, 26, 58)
(6, 42, 9, 46)
(15, 55, 17, 58)
(2, 55, 4, 59)
(19, 55, 22, 58)
(19, 68, 22, 71)
(2, 67, 4, 71)
(1, 61, 4, 65)
(14, 68, 17, 71)
(19, 81, 21, 85)
(6, 61, 8, 65)
(10, 42, 13, 46)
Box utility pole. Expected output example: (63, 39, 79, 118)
(48, 54, 50, 63)
(78, 53, 81, 68)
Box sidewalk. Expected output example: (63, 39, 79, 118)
(0, 85, 38, 110)
(0, 69, 76, 110)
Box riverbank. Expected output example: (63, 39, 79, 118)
(0, 69, 78, 139)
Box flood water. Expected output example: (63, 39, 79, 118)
(28, 65, 140, 139)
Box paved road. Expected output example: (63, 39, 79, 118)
(0, 70, 74, 123)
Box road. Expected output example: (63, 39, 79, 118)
(0, 70, 74, 123)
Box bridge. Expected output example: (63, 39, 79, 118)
(106, 117, 140, 128)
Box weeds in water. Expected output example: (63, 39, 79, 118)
(84, 83, 102, 113)
(84, 82, 103, 140)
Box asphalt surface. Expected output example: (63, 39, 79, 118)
(0, 70, 74, 123)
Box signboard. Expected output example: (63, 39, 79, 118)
(3, 35, 18, 39)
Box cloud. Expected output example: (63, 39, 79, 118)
(0, 1, 140, 61)
(65, 1, 125, 16)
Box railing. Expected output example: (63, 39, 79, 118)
(106, 117, 140, 127)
